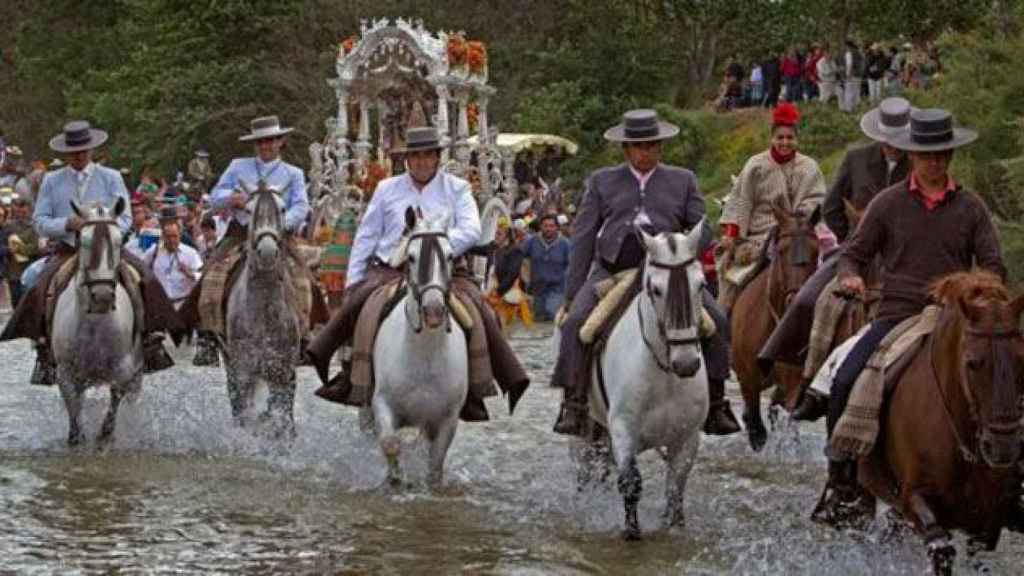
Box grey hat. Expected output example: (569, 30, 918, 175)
(49, 121, 109, 153)
(395, 126, 444, 153)
(238, 116, 294, 142)
(889, 108, 978, 153)
(604, 109, 680, 143)
(859, 97, 913, 143)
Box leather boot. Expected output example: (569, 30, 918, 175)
(553, 399, 588, 436)
(703, 378, 741, 435)
(143, 332, 174, 374)
(192, 331, 220, 367)
(811, 459, 874, 529)
(30, 340, 55, 386)
(792, 383, 830, 422)
(314, 359, 354, 404)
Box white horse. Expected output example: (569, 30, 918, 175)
(579, 221, 710, 540)
(52, 197, 143, 446)
(374, 207, 468, 487)
(223, 182, 302, 438)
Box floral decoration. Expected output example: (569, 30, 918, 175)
(467, 41, 487, 74)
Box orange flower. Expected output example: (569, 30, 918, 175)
(467, 41, 487, 73)
(447, 35, 468, 66)
(467, 103, 480, 131)
(340, 35, 358, 56)
(359, 162, 389, 195)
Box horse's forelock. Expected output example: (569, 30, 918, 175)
(929, 270, 1009, 307)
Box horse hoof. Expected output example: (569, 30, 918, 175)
(747, 428, 768, 452)
(622, 526, 642, 541)
(381, 436, 402, 459)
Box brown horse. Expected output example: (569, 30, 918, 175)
(858, 271, 1024, 575)
(732, 195, 820, 451)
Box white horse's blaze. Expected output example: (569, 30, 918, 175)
(587, 219, 710, 537)
(373, 207, 468, 486)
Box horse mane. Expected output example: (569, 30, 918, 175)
(928, 269, 1009, 306)
(664, 265, 693, 327)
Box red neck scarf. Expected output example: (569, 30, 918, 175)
(770, 146, 796, 165)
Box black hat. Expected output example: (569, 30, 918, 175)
(157, 206, 180, 223)
(888, 108, 978, 152)
(604, 109, 680, 143)
(49, 121, 109, 153)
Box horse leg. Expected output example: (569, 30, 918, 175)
(99, 385, 125, 445)
(741, 378, 767, 452)
(663, 432, 700, 529)
(907, 491, 955, 576)
(266, 368, 297, 440)
(375, 402, 402, 488)
(426, 417, 458, 488)
(225, 362, 248, 425)
(57, 375, 83, 447)
(611, 423, 642, 540)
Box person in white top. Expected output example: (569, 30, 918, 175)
(144, 208, 202, 308)
(308, 126, 529, 417)
(816, 46, 840, 105)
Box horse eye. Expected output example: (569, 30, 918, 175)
(651, 286, 662, 298)
(966, 358, 982, 371)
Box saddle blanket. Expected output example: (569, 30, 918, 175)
(827, 305, 941, 458)
(804, 276, 854, 380)
(579, 268, 715, 345)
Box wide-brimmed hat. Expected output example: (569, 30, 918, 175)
(5, 146, 23, 157)
(394, 126, 444, 153)
(889, 108, 978, 152)
(604, 109, 680, 143)
(195, 148, 210, 158)
(238, 116, 294, 142)
(49, 121, 109, 153)
(49, 158, 64, 169)
(860, 97, 913, 143)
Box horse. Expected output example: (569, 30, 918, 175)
(578, 221, 709, 540)
(52, 197, 142, 446)
(374, 206, 468, 488)
(223, 182, 302, 438)
(732, 195, 820, 451)
(858, 271, 1024, 575)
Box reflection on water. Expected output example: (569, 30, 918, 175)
(0, 324, 1020, 574)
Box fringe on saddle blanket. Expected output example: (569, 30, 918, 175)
(829, 306, 941, 458)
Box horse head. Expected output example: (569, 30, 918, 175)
(932, 271, 1024, 468)
(770, 194, 820, 310)
(72, 197, 126, 314)
(397, 206, 454, 333)
(638, 218, 707, 379)
(245, 181, 286, 272)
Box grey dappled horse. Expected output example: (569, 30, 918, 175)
(223, 182, 302, 438)
(375, 207, 468, 487)
(574, 221, 710, 540)
(52, 198, 142, 446)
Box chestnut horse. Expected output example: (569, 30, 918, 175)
(858, 271, 1024, 575)
(732, 196, 820, 451)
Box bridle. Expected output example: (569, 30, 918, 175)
(79, 218, 120, 292)
(930, 322, 1023, 467)
(638, 258, 701, 373)
(404, 230, 452, 334)
(765, 225, 817, 324)
(249, 188, 284, 252)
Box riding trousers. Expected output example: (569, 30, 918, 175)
(826, 317, 905, 438)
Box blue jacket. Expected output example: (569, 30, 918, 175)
(523, 234, 570, 289)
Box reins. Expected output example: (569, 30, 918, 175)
(403, 230, 452, 334)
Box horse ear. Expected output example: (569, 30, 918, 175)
(71, 199, 84, 219)
(113, 197, 127, 218)
(638, 226, 657, 253)
(771, 194, 791, 224)
(843, 198, 861, 228)
(404, 206, 417, 233)
(809, 205, 821, 228)
(686, 218, 705, 256)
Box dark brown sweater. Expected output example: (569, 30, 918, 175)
(838, 180, 1006, 320)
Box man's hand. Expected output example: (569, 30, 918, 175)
(839, 275, 865, 298)
(230, 190, 248, 209)
(555, 301, 571, 328)
(65, 215, 85, 232)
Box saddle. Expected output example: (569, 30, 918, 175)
(44, 256, 146, 356)
(721, 228, 775, 290)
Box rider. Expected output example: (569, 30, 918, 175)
(0, 121, 184, 384)
(551, 109, 740, 437)
(188, 115, 310, 361)
(759, 97, 913, 418)
(716, 102, 826, 315)
(306, 126, 530, 419)
(810, 108, 1007, 525)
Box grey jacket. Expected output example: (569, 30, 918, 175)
(566, 163, 706, 298)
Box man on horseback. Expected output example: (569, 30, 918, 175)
(551, 109, 740, 437)
(187, 115, 312, 363)
(808, 108, 1009, 525)
(307, 126, 530, 420)
(758, 97, 913, 419)
(0, 121, 184, 384)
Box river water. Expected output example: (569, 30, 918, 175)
(0, 323, 1020, 574)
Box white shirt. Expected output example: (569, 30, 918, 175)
(347, 170, 481, 285)
(143, 243, 203, 302)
